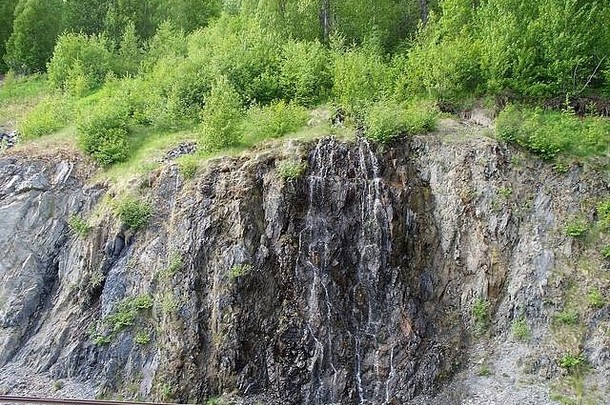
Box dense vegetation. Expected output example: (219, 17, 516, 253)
(0, 0, 609, 166)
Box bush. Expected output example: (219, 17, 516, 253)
(114, 198, 151, 231)
(558, 353, 588, 374)
(47, 33, 116, 94)
(77, 98, 131, 165)
(555, 309, 578, 325)
(241, 101, 308, 142)
(187, 15, 282, 104)
(496, 106, 610, 160)
(68, 215, 91, 236)
(597, 198, 610, 229)
(277, 161, 307, 180)
(564, 219, 588, 238)
(587, 289, 605, 309)
(18, 96, 72, 139)
(199, 76, 243, 151)
(472, 297, 490, 335)
(279, 40, 331, 106)
(331, 44, 394, 114)
(363, 100, 438, 144)
(511, 316, 531, 341)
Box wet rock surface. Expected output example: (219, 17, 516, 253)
(0, 129, 609, 404)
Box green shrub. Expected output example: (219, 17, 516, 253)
(18, 96, 72, 139)
(472, 297, 490, 334)
(177, 154, 199, 180)
(496, 106, 610, 160)
(558, 353, 587, 374)
(114, 198, 151, 231)
(241, 101, 308, 142)
(331, 44, 393, 114)
(68, 215, 91, 236)
(363, 99, 438, 145)
(587, 289, 605, 309)
(199, 76, 243, 151)
(279, 39, 331, 106)
(555, 309, 578, 325)
(77, 98, 131, 165)
(511, 316, 531, 341)
(602, 245, 610, 259)
(48, 33, 116, 94)
(187, 15, 282, 104)
(134, 330, 151, 345)
(564, 219, 588, 238)
(597, 198, 610, 229)
(277, 161, 307, 180)
(230, 263, 253, 278)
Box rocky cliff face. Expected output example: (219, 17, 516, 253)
(0, 125, 609, 404)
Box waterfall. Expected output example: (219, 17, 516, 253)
(297, 137, 396, 404)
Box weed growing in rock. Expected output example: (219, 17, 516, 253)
(134, 330, 151, 345)
(564, 220, 588, 238)
(159, 253, 183, 280)
(587, 289, 605, 309)
(114, 198, 152, 231)
(68, 215, 91, 236)
(498, 187, 513, 199)
(472, 298, 490, 335)
(230, 263, 253, 279)
(278, 161, 307, 180)
(597, 197, 610, 229)
(558, 353, 588, 374)
(602, 245, 610, 260)
(176, 155, 199, 180)
(511, 316, 531, 341)
(555, 309, 579, 325)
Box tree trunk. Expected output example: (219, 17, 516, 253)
(320, 0, 331, 41)
(419, 0, 428, 25)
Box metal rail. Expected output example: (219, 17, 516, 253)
(0, 395, 188, 405)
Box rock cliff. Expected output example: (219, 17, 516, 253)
(0, 124, 608, 404)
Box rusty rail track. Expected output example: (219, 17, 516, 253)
(0, 395, 189, 405)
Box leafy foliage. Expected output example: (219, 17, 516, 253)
(496, 106, 610, 160)
(4, 0, 64, 74)
(199, 76, 243, 151)
(114, 198, 152, 231)
(241, 101, 308, 141)
(363, 100, 438, 144)
(48, 33, 116, 94)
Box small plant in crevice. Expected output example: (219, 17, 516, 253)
(558, 353, 588, 374)
(601, 245, 610, 260)
(176, 155, 199, 180)
(230, 263, 253, 279)
(472, 297, 490, 335)
(555, 309, 579, 326)
(597, 197, 610, 229)
(134, 330, 151, 345)
(511, 316, 531, 341)
(114, 198, 152, 231)
(278, 161, 307, 181)
(89, 294, 154, 345)
(587, 289, 605, 309)
(564, 219, 588, 238)
(159, 253, 183, 281)
(68, 215, 91, 236)
(497, 186, 513, 200)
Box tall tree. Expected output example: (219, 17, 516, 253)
(158, 0, 222, 32)
(0, 0, 19, 73)
(4, 0, 64, 74)
(63, 0, 111, 35)
(104, 0, 160, 44)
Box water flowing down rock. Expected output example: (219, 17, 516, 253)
(0, 130, 608, 404)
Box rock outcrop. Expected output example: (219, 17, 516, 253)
(0, 127, 608, 404)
